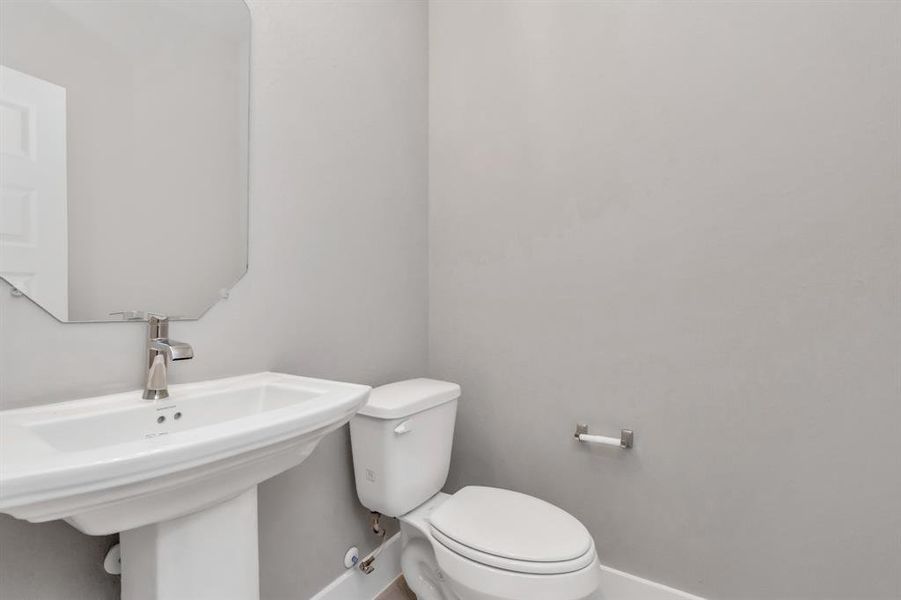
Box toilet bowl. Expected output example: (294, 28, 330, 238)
(349, 379, 601, 600)
(399, 490, 600, 600)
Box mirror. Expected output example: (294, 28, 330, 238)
(0, 0, 250, 322)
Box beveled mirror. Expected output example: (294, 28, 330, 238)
(0, 0, 250, 322)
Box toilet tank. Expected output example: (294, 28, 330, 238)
(349, 379, 460, 517)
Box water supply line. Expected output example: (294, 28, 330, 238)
(359, 512, 388, 574)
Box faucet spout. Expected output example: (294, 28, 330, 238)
(149, 339, 194, 361)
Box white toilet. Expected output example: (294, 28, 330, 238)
(350, 379, 601, 600)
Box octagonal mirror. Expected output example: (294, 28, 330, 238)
(0, 0, 250, 322)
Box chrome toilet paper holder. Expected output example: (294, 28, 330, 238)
(574, 424, 634, 449)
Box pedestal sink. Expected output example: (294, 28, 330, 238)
(0, 372, 370, 600)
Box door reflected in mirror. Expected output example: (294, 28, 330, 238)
(0, 0, 250, 322)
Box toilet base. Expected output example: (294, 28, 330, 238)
(399, 493, 458, 600)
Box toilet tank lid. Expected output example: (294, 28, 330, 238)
(358, 378, 460, 419)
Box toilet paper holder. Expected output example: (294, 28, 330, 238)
(574, 424, 633, 449)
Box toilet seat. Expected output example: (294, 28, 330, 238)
(428, 486, 596, 575)
(431, 527, 597, 574)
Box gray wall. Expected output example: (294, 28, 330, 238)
(3, 1, 900, 599)
(429, 1, 901, 599)
(0, 0, 427, 598)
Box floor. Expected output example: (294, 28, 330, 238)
(374, 576, 416, 600)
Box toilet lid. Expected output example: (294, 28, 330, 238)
(428, 486, 593, 565)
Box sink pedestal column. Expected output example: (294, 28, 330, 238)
(120, 487, 259, 600)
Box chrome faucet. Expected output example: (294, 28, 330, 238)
(143, 314, 193, 400)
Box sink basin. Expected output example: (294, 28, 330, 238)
(0, 372, 370, 533)
(0, 372, 370, 600)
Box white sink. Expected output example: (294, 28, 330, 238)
(0, 372, 371, 600)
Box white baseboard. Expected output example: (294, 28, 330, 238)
(309, 532, 705, 600)
(596, 565, 705, 600)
